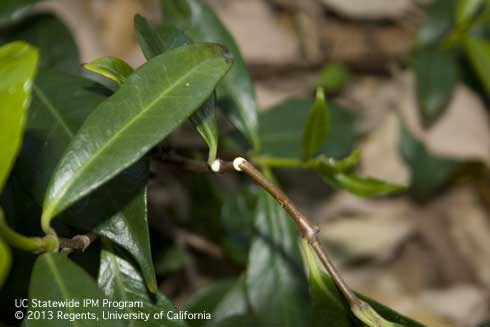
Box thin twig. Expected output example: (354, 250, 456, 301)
(58, 233, 97, 251)
(223, 157, 364, 308)
(156, 152, 234, 173)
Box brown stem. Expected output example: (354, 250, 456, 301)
(58, 233, 97, 251)
(233, 158, 363, 307)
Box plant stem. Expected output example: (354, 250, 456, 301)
(0, 208, 57, 252)
(252, 155, 310, 169)
(229, 157, 363, 308)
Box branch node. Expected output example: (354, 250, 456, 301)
(72, 235, 91, 251)
(210, 159, 221, 173)
(233, 157, 247, 171)
(305, 225, 320, 244)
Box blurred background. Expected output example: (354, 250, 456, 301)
(21, 0, 490, 326)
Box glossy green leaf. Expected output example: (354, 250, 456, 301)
(211, 276, 248, 323)
(135, 14, 218, 163)
(14, 70, 157, 293)
(98, 246, 187, 327)
(41, 43, 232, 231)
(417, 0, 456, 46)
(28, 252, 115, 326)
(0, 41, 38, 191)
(0, 231, 12, 288)
(83, 56, 134, 85)
(465, 36, 490, 92)
(456, 0, 484, 23)
(0, 0, 39, 27)
(246, 181, 310, 326)
(302, 88, 330, 160)
(212, 315, 260, 327)
(185, 279, 236, 322)
(414, 47, 458, 127)
(162, 0, 260, 150)
(399, 126, 458, 199)
(259, 98, 359, 159)
(1, 14, 80, 74)
(319, 172, 407, 197)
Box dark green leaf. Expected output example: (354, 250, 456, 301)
(212, 315, 260, 327)
(417, 0, 456, 46)
(414, 47, 458, 127)
(98, 246, 187, 327)
(41, 43, 232, 230)
(0, 41, 38, 191)
(211, 276, 248, 323)
(302, 88, 330, 160)
(0, 0, 38, 27)
(134, 14, 192, 59)
(155, 244, 187, 275)
(135, 14, 218, 163)
(246, 180, 310, 327)
(14, 70, 157, 293)
(399, 126, 458, 199)
(465, 36, 490, 92)
(28, 252, 115, 326)
(220, 186, 257, 265)
(1, 14, 80, 74)
(259, 98, 359, 159)
(83, 56, 134, 85)
(319, 172, 407, 197)
(162, 0, 260, 150)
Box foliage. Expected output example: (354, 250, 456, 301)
(7, 0, 489, 326)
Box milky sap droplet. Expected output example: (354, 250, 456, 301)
(185, 82, 190, 87)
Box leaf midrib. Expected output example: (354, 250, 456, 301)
(33, 83, 73, 138)
(48, 52, 220, 214)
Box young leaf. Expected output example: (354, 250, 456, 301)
(1, 14, 80, 74)
(134, 15, 218, 164)
(98, 246, 187, 327)
(83, 56, 134, 85)
(0, 41, 38, 191)
(14, 70, 157, 293)
(162, 0, 260, 150)
(399, 126, 458, 199)
(465, 36, 490, 92)
(302, 88, 330, 160)
(246, 185, 310, 326)
(319, 172, 407, 197)
(456, 0, 484, 23)
(259, 98, 359, 159)
(41, 44, 232, 231)
(29, 252, 116, 326)
(312, 149, 361, 174)
(414, 47, 458, 127)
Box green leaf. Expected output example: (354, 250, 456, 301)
(319, 172, 407, 197)
(302, 88, 330, 160)
(28, 252, 115, 326)
(220, 186, 257, 265)
(83, 56, 134, 85)
(311, 149, 361, 174)
(302, 241, 424, 327)
(98, 246, 187, 327)
(1, 14, 80, 74)
(212, 315, 260, 327)
(414, 47, 458, 127)
(417, 0, 456, 46)
(134, 14, 192, 59)
(0, 228, 12, 288)
(135, 14, 218, 164)
(456, 0, 484, 23)
(41, 43, 232, 231)
(465, 36, 490, 92)
(316, 63, 350, 94)
(399, 126, 458, 199)
(259, 98, 359, 159)
(14, 70, 157, 293)
(0, 0, 39, 27)
(246, 180, 310, 327)
(211, 276, 249, 323)
(162, 0, 260, 150)
(0, 41, 38, 191)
